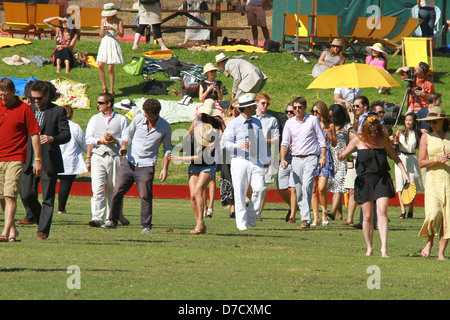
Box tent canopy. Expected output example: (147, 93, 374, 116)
(273, 0, 449, 49)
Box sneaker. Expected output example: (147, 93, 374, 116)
(206, 208, 213, 218)
(101, 220, 117, 229)
(141, 227, 152, 234)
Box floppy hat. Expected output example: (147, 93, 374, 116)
(101, 3, 117, 17)
(202, 63, 220, 75)
(366, 43, 387, 57)
(215, 53, 229, 65)
(419, 106, 450, 121)
(197, 99, 222, 117)
(330, 38, 343, 47)
(236, 94, 257, 108)
(194, 122, 219, 147)
(2, 54, 30, 66)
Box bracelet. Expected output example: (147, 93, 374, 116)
(321, 156, 326, 159)
(35, 158, 42, 161)
(434, 157, 437, 163)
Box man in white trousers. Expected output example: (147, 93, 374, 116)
(85, 93, 129, 227)
(280, 97, 327, 229)
(221, 95, 269, 231)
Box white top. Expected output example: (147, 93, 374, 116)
(59, 120, 88, 176)
(334, 87, 362, 104)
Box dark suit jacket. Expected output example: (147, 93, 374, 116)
(24, 102, 71, 175)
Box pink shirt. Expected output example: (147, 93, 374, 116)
(366, 56, 387, 71)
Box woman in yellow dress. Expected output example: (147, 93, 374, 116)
(418, 107, 450, 260)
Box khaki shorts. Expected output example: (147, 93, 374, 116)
(246, 4, 267, 27)
(0, 161, 24, 199)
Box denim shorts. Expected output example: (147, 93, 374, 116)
(188, 164, 216, 179)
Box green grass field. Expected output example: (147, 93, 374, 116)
(0, 196, 448, 300)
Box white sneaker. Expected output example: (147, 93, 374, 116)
(141, 227, 152, 234)
(101, 220, 117, 229)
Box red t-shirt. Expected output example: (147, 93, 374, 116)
(0, 97, 41, 162)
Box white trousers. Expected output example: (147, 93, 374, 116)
(90, 153, 121, 221)
(230, 157, 266, 230)
(291, 155, 317, 223)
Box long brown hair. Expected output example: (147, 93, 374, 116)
(359, 116, 390, 144)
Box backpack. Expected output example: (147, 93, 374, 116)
(179, 74, 199, 97)
(383, 102, 400, 125)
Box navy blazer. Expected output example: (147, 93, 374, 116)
(24, 102, 71, 175)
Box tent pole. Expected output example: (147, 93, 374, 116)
(295, 0, 300, 52)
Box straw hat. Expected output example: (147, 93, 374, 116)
(215, 53, 229, 65)
(202, 63, 220, 75)
(101, 3, 117, 17)
(419, 106, 450, 121)
(330, 38, 343, 47)
(197, 99, 222, 117)
(236, 94, 257, 108)
(2, 55, 30, 66)
(366, 43, 387, 57)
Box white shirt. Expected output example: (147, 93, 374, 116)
(59, 120, 88, 176)
(334, 88, 362, 105)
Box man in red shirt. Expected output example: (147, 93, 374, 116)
(396, 62, 435, 113)
(0, 78, 42, 242)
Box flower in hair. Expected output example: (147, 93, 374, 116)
(367, 116, 376, 123)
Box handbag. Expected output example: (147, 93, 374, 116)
(123, 57, 145, 76)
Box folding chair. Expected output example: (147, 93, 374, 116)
(401, 37, 434, 78)
(282, 14, 309, 48)
(79, 7, 103, 32)
(343, 17, 372, 51)
(310, 15, 343, 48)
(1, 2, 35, 37)
(35, 4, 61, 37)
(377, 17, 422, 57)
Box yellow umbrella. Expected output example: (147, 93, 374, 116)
(307, 63, 401, 89)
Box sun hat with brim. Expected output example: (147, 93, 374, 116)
(2, 55, 30, 66)
(420, 106, 450, 121)
(197, 99, 222, 117)
(202, 63, 220, 75)
(215, 53, 229, 65)
(102, 3, 117, 17)
(194, 122, 219, 147)
(236, 94, 257, 108)
(401, 182, 416, 205)
(366, 43, 387, 57)
(330, 38, 343, 47)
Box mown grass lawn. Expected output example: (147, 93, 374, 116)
(0, 196, 448, 301)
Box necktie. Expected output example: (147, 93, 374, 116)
(247, 119, 257, 159)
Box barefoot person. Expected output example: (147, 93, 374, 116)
(338, 116, 410, 257)
(418, 107, 450, 260)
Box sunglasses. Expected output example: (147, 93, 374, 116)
(285, 110, 294, 114)
(312, 109, 319, 114)
(353, 104, 363, 109)
(97, 101, 108, 105)
(32, 96, 44, 101)
(430, 120, 442, 124)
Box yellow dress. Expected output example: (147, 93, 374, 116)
(419, 132, 450, 239)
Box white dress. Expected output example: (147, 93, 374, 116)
(394, 130, 424, 192)
(59, 120, 88, 176)
(97, 20, 124, 65)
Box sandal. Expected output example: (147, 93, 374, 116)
(190, 224, 206, 235)
(407, 211, 413, 219)
(0, 234, 7, 242)
(206, 208, 213, 218)
(9, 230, 19, 242)
(399, 213, 406, 219)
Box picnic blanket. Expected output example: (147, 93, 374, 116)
(115, 97, 201, 124)
(0, 37, 31, 48)
(50, 77, 90, 110)
(142, 50, 173, 59)
(142, 57, 205, 80)
(0, 76, 39, 96)
(203, 44, 267, 53)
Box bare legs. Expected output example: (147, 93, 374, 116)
(132, 33, 168, 51)
(56, 59, 71, 74)
(98, 62, 116, 95)
(0, 197, 18, 241)
(189, 172, 212, 234)
(361, 197, 390, 258)
(421, 229, 449, 260)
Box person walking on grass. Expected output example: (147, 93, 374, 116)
(97, 3, 124, 96)
(0, 78, 42, 242)
(103, 98, 172, 234)
(85, 93, 129, 228)
(338, 116, 410, 258)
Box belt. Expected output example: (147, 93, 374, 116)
(400, 151, 416, 155)
(292, 154, 316, 158)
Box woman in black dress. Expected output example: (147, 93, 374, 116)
(338, 116, 410, 258)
